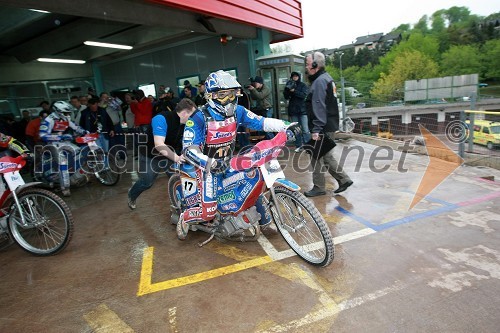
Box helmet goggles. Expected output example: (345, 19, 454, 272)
(212, 89, 239, 106)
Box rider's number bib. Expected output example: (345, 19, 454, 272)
(5, 171, 25, 191)
(181, 177, 197, 196)
(260, 160, 285, 188)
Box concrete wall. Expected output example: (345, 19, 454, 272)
(97, 36, 251, 95)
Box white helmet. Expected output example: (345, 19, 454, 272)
(204, 70, 241, 117)
(52, 101, 74, 119)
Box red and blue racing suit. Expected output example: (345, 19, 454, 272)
(180, 105, 289, 224)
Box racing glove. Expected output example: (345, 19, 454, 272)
(286, 123, 302, 141)
(210, 159, 228, 174)
(60, 134, 74, 141)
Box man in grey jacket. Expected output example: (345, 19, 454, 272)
(304, 52, 353, 197)
(248, 75, 274, 139)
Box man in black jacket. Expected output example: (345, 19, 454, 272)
(284, 71, 310, 152)
(79, 97, 115, 152)
(127, 98, 195, 210)
(304, 52, 353, 197)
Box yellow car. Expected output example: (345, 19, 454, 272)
(467, 120, 500, 150)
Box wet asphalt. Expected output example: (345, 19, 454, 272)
(1, 139, 500, 332)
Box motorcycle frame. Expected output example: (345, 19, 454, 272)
(37, 140, 106, 186)
(0, 160, 42, 236)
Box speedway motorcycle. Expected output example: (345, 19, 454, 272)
(168, 131, 334, 267)
(0, 154, 73, 255)
(34, 133, 121, 194)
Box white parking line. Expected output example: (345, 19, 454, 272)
(258, 228, 377, 261)
(257, 282, 405, 332)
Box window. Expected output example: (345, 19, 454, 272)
(482, 127, 490, 134)
(138, 83, 157, 98)
(177, 75, 200, 96)
(490, 126, 500, 134)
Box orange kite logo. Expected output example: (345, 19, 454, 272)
(410, 124, 464, 209)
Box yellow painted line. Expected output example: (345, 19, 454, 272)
(205, 242, 342, 331)
(83, 304, 135, 333)
(137, 246, 273, 296)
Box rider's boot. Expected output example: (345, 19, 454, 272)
(61, 187, 71, 197)
(176, 214, 189, 240)
(170, 211, 179, 225)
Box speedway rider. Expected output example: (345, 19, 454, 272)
(39, 101, 88, 196)
(0, 132, 29, 157)
(177, 70, 299, 239)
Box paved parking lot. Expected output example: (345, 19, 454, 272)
(1, 139, 500, 332)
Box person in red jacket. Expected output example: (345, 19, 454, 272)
(25, 110, 49, 151)
(130, 89, 153, 133)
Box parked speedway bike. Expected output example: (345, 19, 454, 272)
(35, 133, 121, 193)
(0, 154, 73, 255)
(168, 131, 334, 267)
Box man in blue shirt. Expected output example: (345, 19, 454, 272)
(127, 98, 196, 209)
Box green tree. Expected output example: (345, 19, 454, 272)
(440, 44, 483, 77)
(431, 10, 447, 33)
(371, 50, 439, 101)
(354, 47, 379, 67)
(332, 48, 356, 69)
(445, 6, 471, 24)
(481, 39, 500, 79)
(378, 33, 440, 74)
(413, 15, 429, 34)
(393, 24, 411, 35)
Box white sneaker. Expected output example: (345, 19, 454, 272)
(294, 147, 303, 153)
(127, 188, 136, 210)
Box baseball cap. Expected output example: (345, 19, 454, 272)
(251, 76, 263, 84)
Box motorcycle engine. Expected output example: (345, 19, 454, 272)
(219, 206, 261, 237)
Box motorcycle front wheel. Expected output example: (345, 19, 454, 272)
(270, 186, 334, 267)
(90, 151, 121, 186)
(8, 188, 74, 256)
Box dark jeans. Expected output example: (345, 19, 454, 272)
(109, 124, 126, 158)
(128, 154, 173, 201)
(289, 114, 311, 147)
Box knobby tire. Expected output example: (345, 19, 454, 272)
(8, 188, 74, 255)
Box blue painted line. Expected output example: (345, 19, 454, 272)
(400, 189, 454, 207)
(421, 196, 455, 207)
(335, 190, 500, 233)
(335, 206, 378, 230)
(374, 204, 460, 231)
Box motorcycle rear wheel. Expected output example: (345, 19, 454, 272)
(271, 186, 334, 267)
(168, 174, 183, 224)
(8, 188, 74, 256)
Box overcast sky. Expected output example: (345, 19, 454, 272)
(276, 0, 500, 53)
